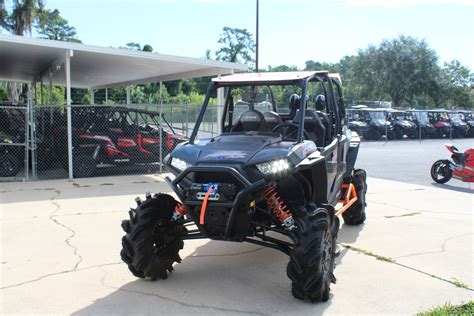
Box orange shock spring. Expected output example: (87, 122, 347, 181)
(172, 203, 187, 220)
(263, 186, 295, 230)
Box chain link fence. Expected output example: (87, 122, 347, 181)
(0, 103, 223, 181)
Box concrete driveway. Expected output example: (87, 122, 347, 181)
(1, 173, 472, 315)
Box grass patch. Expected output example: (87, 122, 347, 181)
(385, 212, 421, 218)
(340, 244, 394, 263)
(418, 301, 473, 315)
(451, 278, 469, 289)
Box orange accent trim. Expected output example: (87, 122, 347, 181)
(199, 187, 214, 225)
(335, 183, 358, 216)
(175, 203, 187, 216)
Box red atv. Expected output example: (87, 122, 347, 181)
(65, 107, 186, 177)
(431, 144, 474, 184)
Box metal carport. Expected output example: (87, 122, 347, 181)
(0, 34, 247, 179)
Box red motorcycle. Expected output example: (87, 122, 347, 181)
(431, 144, 474, 184)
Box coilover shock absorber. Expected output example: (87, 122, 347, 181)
(172, 203, 187, 221)
(263, 186, 296, 230)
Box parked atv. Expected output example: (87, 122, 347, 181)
(60, 106, 186, 177)
(120, 71, 367, 302)
(347, 108, 370, 138)
(449, 112, 470, 138)
(386, 109, 417, 139)
(356, 108, 395, 140)
(407, 110, 436, 139)
(456, 111, 474, 137)
(428, 110, 453, 138)
(431, 144, 474, 183)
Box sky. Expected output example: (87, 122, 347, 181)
(42, 0, 474, 70)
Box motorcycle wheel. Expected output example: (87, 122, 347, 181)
(430, 160, 452, 184)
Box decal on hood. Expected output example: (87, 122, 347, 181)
(202, 151, 248, 160)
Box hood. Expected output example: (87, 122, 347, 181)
(371, 119, 391, 127)
(432, 121, 450, 128)
(172, 132, 292, 165)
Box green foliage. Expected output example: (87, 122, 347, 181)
(216, 27, 256, 66)
(418, 301, 473, 315)
(0, 0, 44, 35)
(36, 8, 80, 42)
(0, 82, 7, 100)
(349, 35, 439, 106)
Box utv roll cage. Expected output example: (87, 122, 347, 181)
(189, 71, 345, 144)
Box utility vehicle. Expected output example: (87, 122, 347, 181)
(59, 106, 185, 177)
(120, 71, 367, 302)
(407, 110, 436, 139)
(354, 108, 394, 140)
(386, 109, 417, 139)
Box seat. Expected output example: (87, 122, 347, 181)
(231, 110, 269, 132)
(288, 94, 300, 120)
(315, 111, 331, 143)
(293, 110, 326, 147)
(263, 111, 283, 131)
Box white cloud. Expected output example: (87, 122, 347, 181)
(343, 0, 473, 7)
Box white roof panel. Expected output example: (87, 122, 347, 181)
(0, 34, 248, 89)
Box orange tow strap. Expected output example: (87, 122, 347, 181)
(200, 186, 214, 225)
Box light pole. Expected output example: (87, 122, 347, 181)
(256, 0, 259, 72)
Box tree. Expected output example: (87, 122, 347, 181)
(142, 44, 153, 52)
(36, 8, 80, 42)
(0, 0, 44, 35)
(216, 27, 255, 66)
(350, 35, 439, 106)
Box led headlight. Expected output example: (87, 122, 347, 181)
(256, 159, 291, 175)
(170, 157, 189, 171)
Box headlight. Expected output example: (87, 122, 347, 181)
(170, 157, 189, 171)
(256, 159, 291, 175)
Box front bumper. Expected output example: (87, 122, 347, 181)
(165, 166, 267, 241)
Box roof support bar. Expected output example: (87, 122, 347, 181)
(65, 49, 74, 179)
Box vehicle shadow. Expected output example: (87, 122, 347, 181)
(72, 239, 336, 315)
(430, 182, 473, 194)
(337, 223, 365, 244)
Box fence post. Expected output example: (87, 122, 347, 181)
(159, 82, 163, 174)
(65, 50, 73, 179)
(185, 103, 189, 137)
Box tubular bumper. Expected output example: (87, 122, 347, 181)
(165, 166, 267, 240)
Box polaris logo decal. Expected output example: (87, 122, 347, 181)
(203, 151, 248, 159)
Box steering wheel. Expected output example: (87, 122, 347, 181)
(272, 122, 309, 140)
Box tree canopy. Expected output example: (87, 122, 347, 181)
(216, 27, 256, 66)
(37, 8, 80, 42)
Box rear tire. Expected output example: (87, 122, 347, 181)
(0, 153, 21, 177)
(120, 193, 186, 280)
(369, 129, 381, 141)
(394, 127, 404, 140)
(430, 160, 452, 184)
(342, 169, 367, 225)
(73, 155, 96, 178)
(287, 205, 336, 302)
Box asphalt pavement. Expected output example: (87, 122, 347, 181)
(357, 138, 473, 192)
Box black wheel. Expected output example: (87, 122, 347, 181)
(369, 129, 381, 141)
(73, 155, 96, 178)
(430, 160, 452, 184)
(342, 169, 367, 225)
(452, 128, 463, 139)
(287, 205, 337, 302)
(0, 153, 21, 177)
(393, 127, 403, 140)
(120, 193, 187, 280)
(386, 130, 396, 140)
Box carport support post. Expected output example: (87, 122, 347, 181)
(66, 50, 74, 179)
(159, 81, 163, 173)
(90, 89, 95, 105)
(126, 86, 131, 105)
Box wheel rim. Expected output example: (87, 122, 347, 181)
(1, 160, 14, 173)
(432, 162, 448, 181)
(322, 229, 333, 279)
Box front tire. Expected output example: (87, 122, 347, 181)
(72, 155, 96, 178)
(342, 169, 367, 225)
(287, 206, 336, 302)
(430, 160, 452, 184)
(0, 153, 21, 177)
(120, 193, 187, 280)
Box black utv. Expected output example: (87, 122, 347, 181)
(455, 111, 474, 137)
(119, 71, 367, 302)
(386, 109, 418, 139)
(355, 108, 395, 140)
(347, 108, 370, 137)
(407, 110, 436, 139)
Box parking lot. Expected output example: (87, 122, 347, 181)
(1, 139, 473, 315)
